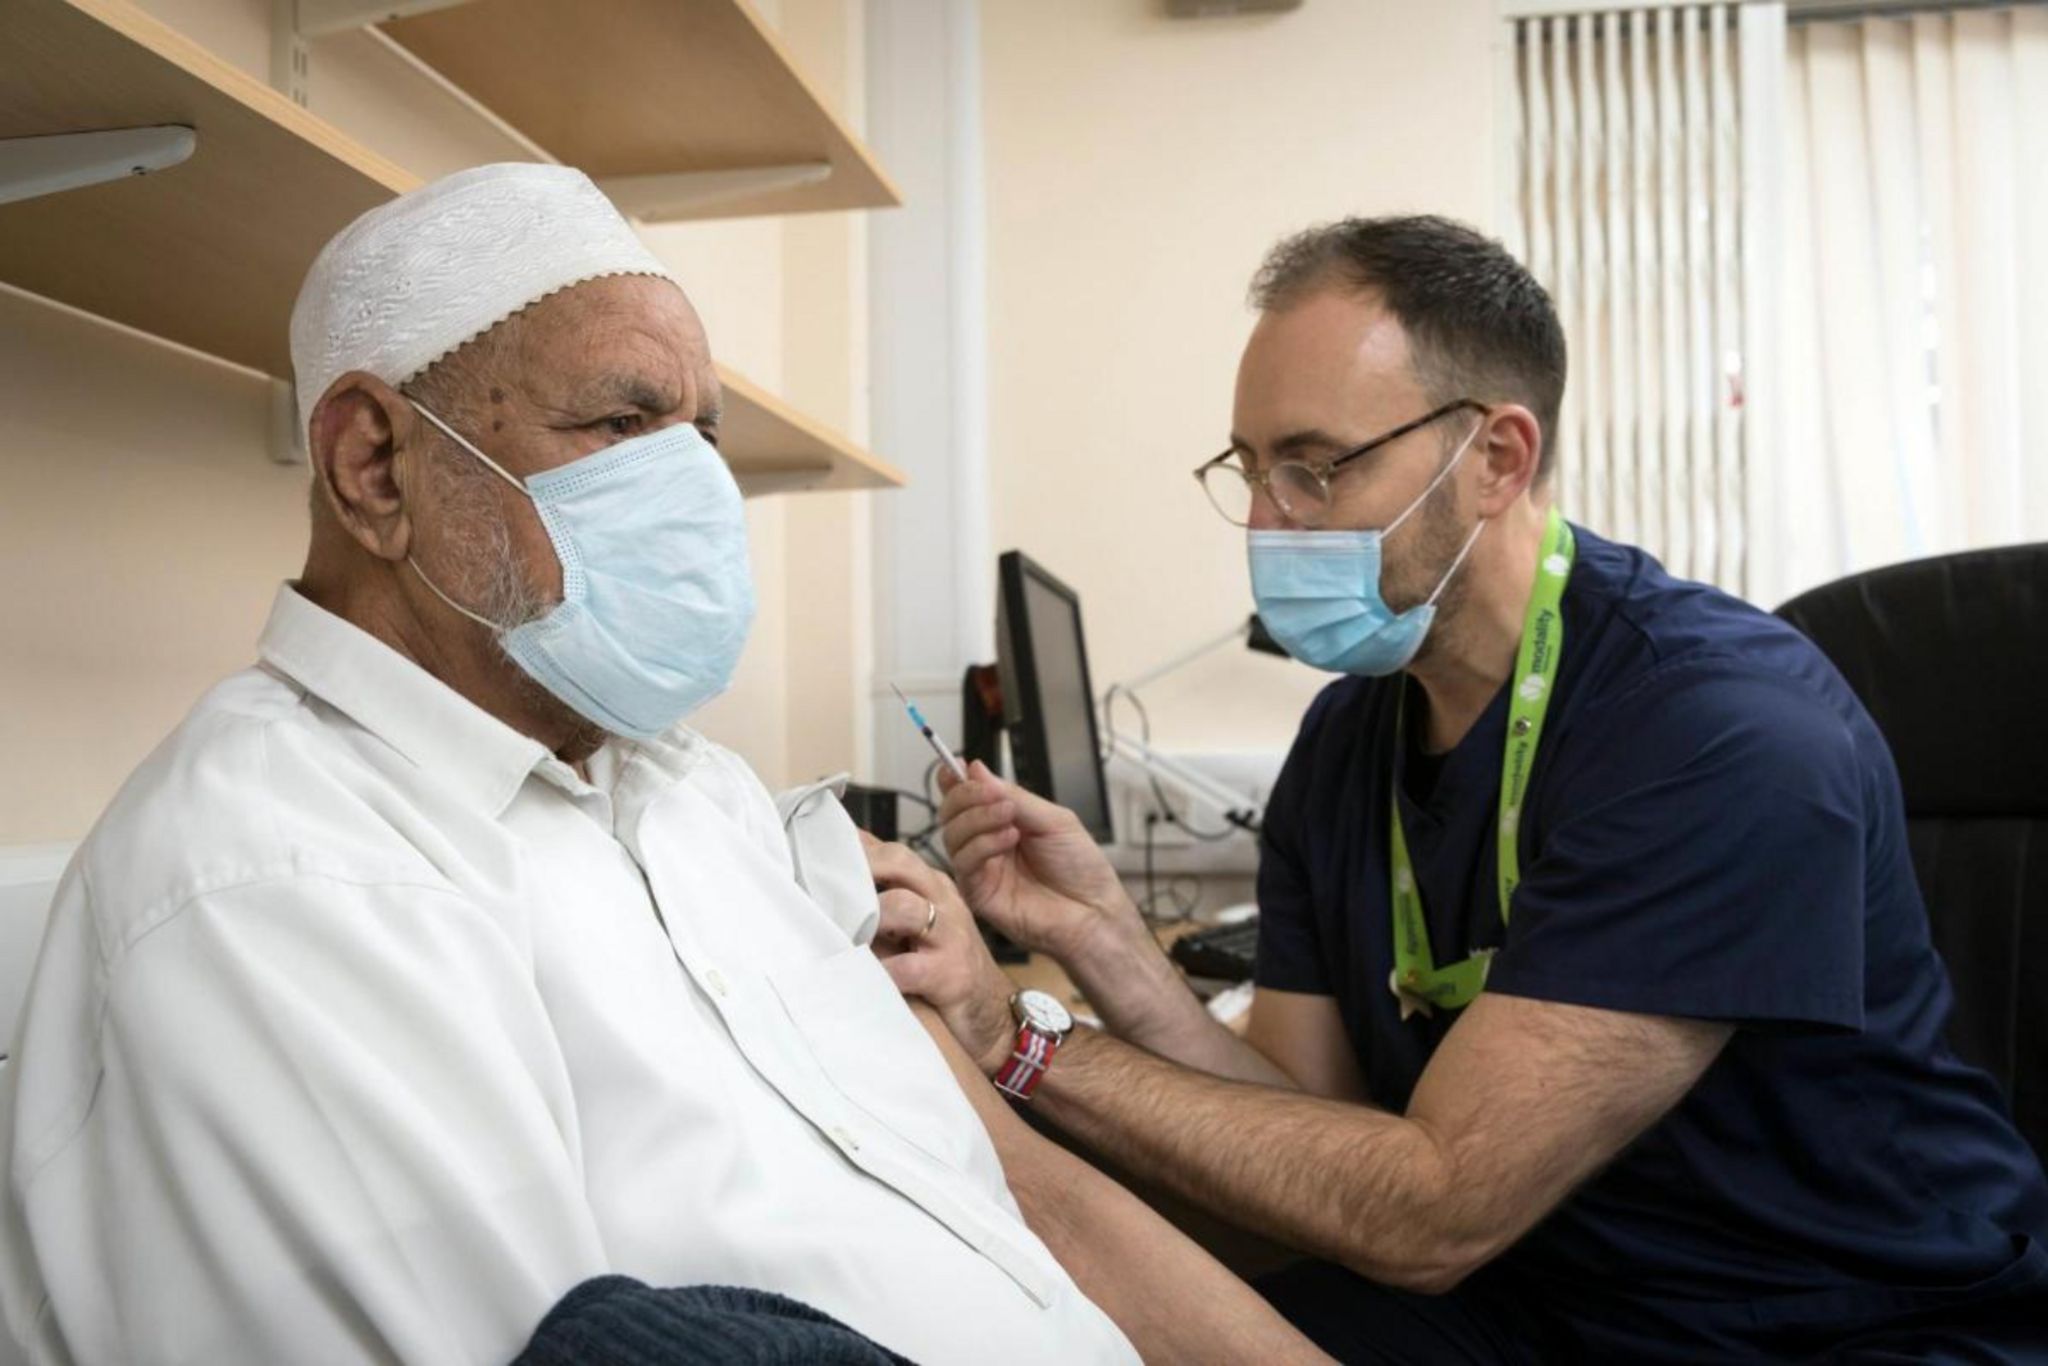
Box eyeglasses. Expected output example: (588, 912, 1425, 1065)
(1194, 399, 1487, 529)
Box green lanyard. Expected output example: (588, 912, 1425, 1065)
(1388, 507, 1575, 1021)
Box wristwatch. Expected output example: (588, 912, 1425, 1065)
(994, 989, 1073, 1101)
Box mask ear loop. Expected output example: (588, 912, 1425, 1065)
(409, 558, 502, 631)
(402, 397, 528, 631)
(408, 399, 533, 497)
(1384, 417, 1484, 539)
(1423, 518, 1487, 609)
(1395, 415, 1489, 610)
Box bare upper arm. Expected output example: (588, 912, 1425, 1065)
(1404, 991, 1732, 1270)
(1246, 987, 1371, 1101)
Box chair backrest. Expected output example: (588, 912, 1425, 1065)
(1777, 542, 2048, 1160)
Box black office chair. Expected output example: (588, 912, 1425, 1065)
(1777, 542, 2048, 1161)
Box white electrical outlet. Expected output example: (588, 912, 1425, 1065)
(1100, 749, 1280, 877)
(1117, 779, 1194, 849)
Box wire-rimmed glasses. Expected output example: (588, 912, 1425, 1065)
(1194, 399, 1486, 528)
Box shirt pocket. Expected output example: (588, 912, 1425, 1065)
(766, 943, 992, 1178)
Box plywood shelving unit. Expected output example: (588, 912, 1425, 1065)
(375, 0, 902, 221)
(0, 0, 902, 495)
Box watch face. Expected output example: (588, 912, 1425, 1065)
(1017, 989, 1073, 1035)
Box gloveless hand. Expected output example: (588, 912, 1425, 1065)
(863, 830, 1019, 1076)
(938, 760, 1143, 964)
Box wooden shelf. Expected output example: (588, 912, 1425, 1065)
(719, 364, 904, 495)
(0, 0, 419, 378)
(0, 0, 902, 494)
(375, 0, 902, 221)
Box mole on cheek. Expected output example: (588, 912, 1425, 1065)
(492, 420, 505, 432)
(489, 387, 506, 404)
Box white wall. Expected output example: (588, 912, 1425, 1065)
(0, 287, 308, 844)
(778, 0, 878, 789)
(0, 0, 872, 841)
(865, 0, 993, 800)
(980, 0, 1502, 757)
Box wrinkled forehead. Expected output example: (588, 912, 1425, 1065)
(462, 274, 716, 413)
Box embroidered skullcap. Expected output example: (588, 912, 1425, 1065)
(289, 162, 675, 430)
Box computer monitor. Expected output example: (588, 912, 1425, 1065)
(996, 551, 1115, 842)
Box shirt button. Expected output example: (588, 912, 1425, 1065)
(705, 968, 730, 998)
(830, 1125, 861, 1152)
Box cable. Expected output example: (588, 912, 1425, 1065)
(906, 758, 956, 869)
(857, 777, 952, 871)
(1136, 812, 1202, 924)
(1103, 683, 1241, 842)
(908, 830, 951, 872)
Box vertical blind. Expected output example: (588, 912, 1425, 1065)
(1506, 3, 1784, 598)
(1780, 6, 2048, 599)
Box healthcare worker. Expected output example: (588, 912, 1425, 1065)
(873, 215, 2048, 1363)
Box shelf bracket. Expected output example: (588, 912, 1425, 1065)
(0, 127, 196, 208)
(270, 378, 305, 466)
(271, 0, 311, 105)
(271, 0, 475, 105)
(597, 164, 834, 221)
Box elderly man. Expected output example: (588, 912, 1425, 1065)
(883, 216, 2048, 1363)
(0, 164, 1323, 1366)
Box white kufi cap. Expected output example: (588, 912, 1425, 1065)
(289, 162, 675, 432)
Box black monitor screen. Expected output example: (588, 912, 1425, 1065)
(997, 551, 1113, 842)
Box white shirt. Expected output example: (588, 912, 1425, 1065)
(0, 587, 1135, 1366)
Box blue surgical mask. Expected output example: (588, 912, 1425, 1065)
(1248, 427, 1485, 677)
(406, 401, 756, 739)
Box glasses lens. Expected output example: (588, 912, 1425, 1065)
(1269, 462, 1332, 528)
(1199, 461, 1255, 526)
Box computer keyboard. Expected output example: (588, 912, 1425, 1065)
(1170, 917, 1260, 982)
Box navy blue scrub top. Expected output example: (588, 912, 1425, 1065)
(1254, 524, 2048, 1360)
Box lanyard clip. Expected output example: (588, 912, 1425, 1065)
(1389, 968, 1437, 1022)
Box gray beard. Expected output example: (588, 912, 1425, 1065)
(444, 487, 612, 755)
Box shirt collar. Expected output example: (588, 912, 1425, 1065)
(256, 584, 552, 818)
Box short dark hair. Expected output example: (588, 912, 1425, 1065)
(1249, 215, 1567, 484)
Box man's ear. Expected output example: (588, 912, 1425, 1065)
(308, 372, 420, 563)
(1472, 404, 1543, 517)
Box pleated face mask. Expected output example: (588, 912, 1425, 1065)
(1247, 425, 1483, 677)
(408, 400, 756, 739)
